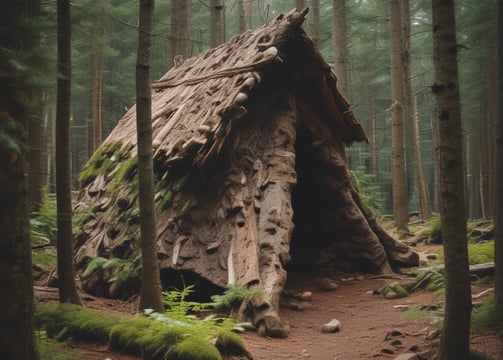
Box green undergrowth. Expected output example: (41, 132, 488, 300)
(82, 254, 142, 284)
(472, 295, 503, 330)
(435, 240, 494, 265)
(36, 303, 249, 360)
(36, 331, 80, 360)
(30, 188, 58, 246)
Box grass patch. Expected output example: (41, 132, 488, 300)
(32, 247, 57, 267)
(401, 306, 443, 326)
(472, 295, 503, 330)
(435, 240, 494, 265)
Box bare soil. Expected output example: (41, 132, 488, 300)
(35, 246, 502, 360)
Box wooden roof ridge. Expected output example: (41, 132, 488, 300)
(102, 7, 367, 168)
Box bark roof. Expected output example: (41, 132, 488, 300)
(105, 8, 367, 167)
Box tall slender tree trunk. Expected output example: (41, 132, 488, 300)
(56, 0, 81, 305)
(309, 0, 320, 46)
(210, 0, 224, 48)
(432, 1, 471, 359)
(332, 0, 349, 99)
(238, 0, 253, 34)
(389, 0, 408, 230)
(0, 1, 40, 357)
(494, 0, 503, 319)
(484, 43, 497, 219)
(28, 96, 45, 210)
(90, 0, 104, 153)
(401, 0, 416, 211)
(167, 0, 191, 70)
(413, 96, 431, 220)
(137, 0, 164, 313)
(295, 0, 306, 10)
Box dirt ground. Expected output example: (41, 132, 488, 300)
(35, 246, 503, 360)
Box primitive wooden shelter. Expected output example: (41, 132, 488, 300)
(73, 9, 418, 337)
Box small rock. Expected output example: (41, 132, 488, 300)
(294, 291, 313, 301)
(321, 319, 341, 333)
(392, 354, 419, 360)
(288, 301, 313, 311)
(318, 278, 339, 291)
(385, 330, 404, 340)
(393, 304, 410, 311)
(381, 348, 395, 354)
(356, 275, 365, 281)
(426, 254, 438, 260)
(390, 339, 403, 347)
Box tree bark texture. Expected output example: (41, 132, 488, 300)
(90, 0, 104, 153)
(56, 0, 81, 305)
(238, 0, 253, 34)
(494, 0, 503, 318)
(413, 96, 431, 220)
(137, 0, 164, 313)
(73, 9, 418, 336)
(389, 0, 408, 230)
(167, 0, 191, 70)
(210, 0, 225, 47)
(332, 0, 349, 99)
(432, 1, 472, 359)
(0, 0, 40, 357)
(309, 0, 320, 45)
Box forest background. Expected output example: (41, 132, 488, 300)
(31, 0, 497, 221)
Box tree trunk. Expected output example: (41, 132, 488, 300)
(137, 0, 164, 313)
(238, 0, 253, 34)
(28, 96, 45, 211)
(0, 2, 40, 357)
(413, 96, 431, 220)
(401, 0, 416, 213)
(389, 0, 408, 230)
(90, 0, 104, 153)
(295, 0, 306, 10)
(210, 0, 225, 48)
(494, 0, 503, 319)
(332, 0, 349, 99)
(56, 0, 81, 305)
(167, 0, 191, 70)
(309, 0, 320, 46)
(432, 1, 471, 359)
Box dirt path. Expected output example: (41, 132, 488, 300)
(242, 272, 441, 360)
(35, 261, 502, 359)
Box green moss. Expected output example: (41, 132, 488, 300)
(78, 141, 124, 186)
(109, 155, 138, 191)
(32, 247, 57, 266)
(428, 213, 442, 242)
(215, 331, 247, 355)
(169, 337, 222, 360)
(436, 240, 494, 265)
(36, 303, 121, 341)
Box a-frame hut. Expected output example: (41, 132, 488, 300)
(74, 9, 418, 337)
